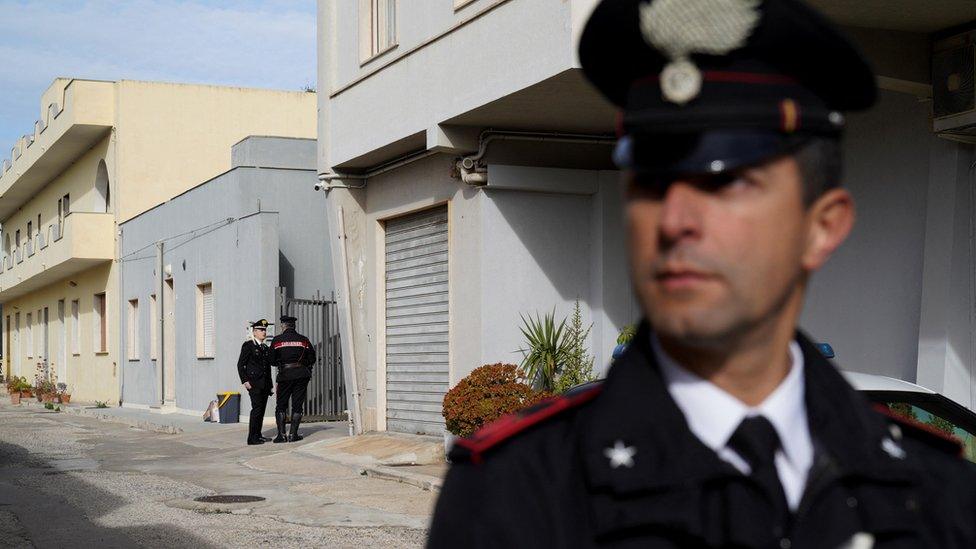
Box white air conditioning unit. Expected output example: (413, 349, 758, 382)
(932, 29, 976, 144)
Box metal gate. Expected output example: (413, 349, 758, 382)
(276, 289, 346, 420)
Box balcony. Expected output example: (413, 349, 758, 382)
(0, 79, 115, 220)
(0, 212, 114, 301)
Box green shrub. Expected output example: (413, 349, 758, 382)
(617, 324, 637, 345)
(442, 363, 550, 437)
(95, 401, 109, 409)
(553, 299, 597, 394)
(518, 309, 572, 392)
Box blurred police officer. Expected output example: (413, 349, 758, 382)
(271, 315, 316, 443)
(237, 318, 273, 446)
(429, 1, 976, 547)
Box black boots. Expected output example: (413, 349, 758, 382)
(273, 412, 287, 443)
(288, 413, 304, 442)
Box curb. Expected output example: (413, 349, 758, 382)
(362, 465, 444, 493)
(17, 400, 184, 435)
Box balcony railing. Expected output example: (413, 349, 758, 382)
(26, 240, 34, 258)
(15, 247, 22, 264)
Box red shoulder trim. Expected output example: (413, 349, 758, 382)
(872, 403, 964, 458)
(454, 383, 604, 464)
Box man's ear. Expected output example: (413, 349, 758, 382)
(802, 188, 854, 271)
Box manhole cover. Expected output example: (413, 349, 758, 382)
(194, 495, 265, 504)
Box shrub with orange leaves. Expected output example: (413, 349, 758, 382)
(442, 363, 551, 437)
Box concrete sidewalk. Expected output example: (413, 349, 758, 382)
(18, 399, 247, 435)
(296, 433, 449, 492)
(9, 398, 449, 492)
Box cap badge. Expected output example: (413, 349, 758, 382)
(639, 0, 762, 105)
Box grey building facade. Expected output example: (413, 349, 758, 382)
(118, 136, 336, 416)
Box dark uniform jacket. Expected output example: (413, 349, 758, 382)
(271, 328, 316, 382)
(236, 340, 272, 394)
(429, 322, 976, 548)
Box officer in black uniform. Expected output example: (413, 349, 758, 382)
(237, 318, 273, 446)
(429, 1, 976, 547)
(271, 315, 316, 443)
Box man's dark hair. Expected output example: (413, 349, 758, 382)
(282, 320, 296, 329)
(794, 137, 843, 205)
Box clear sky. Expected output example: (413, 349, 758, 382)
(0, 0, 316, 152)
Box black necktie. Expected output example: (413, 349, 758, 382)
(728, 415, 790, 522)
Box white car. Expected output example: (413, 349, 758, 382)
(844, 371, 976, 463)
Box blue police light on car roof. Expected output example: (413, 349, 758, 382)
(817, 343, 835, 359)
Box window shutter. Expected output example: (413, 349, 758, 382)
(202, 285, 214, 357)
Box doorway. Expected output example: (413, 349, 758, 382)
(42, 307, 49, 379)
(57, 301, 66, 384)
(163, 278, 176, 405)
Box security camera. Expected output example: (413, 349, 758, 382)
(313, 182, 327, 192)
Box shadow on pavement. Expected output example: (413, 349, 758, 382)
(0, 438, 216, 548)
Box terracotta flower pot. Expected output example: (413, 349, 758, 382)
(58, 394, 71, 404)
(41, 393, 55, 403)
(10, 393, 20, 405)
(20, 390, 32, 399)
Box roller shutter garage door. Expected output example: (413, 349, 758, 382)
(385, 207, 449, 435)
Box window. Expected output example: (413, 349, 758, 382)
(127, 299, 139, 360)
(149, 294, 158, 360)
(361, 0, 397, 61)
(196, 283, 214, 358)
(15, 229, 20, 248)
(70, 300, 80, 355)
(26, 312, 32, 358)
(26, 221, 31, 241)
(93, 293, 107, 353)
(62, 193, 70, 215)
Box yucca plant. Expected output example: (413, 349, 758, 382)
(518, 309, 573, 392)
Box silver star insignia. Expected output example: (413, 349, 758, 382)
(604, 440, 637, 469)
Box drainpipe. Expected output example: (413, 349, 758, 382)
(317, 149, 441, 191)
(117, 225, 124, 406)
(457, 130, 617, 186)
(156, 241, 164, 406)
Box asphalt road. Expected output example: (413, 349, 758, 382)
(0, 405, 431, 548)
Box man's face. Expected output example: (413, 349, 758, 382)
(253, 327, 267, 342)
(626, 155, 814, 347)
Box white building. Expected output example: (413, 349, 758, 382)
(317, 0, 976, 435)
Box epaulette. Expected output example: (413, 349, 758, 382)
(873, 404, 964, 458)
(452, 382, 604, 464)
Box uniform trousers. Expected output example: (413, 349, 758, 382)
(247, 388, 269, 441)
(275, 377, 310, 415)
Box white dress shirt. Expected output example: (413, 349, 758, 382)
(654, 336, 813, 510)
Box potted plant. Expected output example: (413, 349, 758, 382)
(442, 363, 550, 458)
(56, 383, 71, 404)
(8, 378, 21, 405)
(18, 377, 33, 399)
(36, 379, 56, 403)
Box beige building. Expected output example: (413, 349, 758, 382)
(0, 78, 315, 404)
